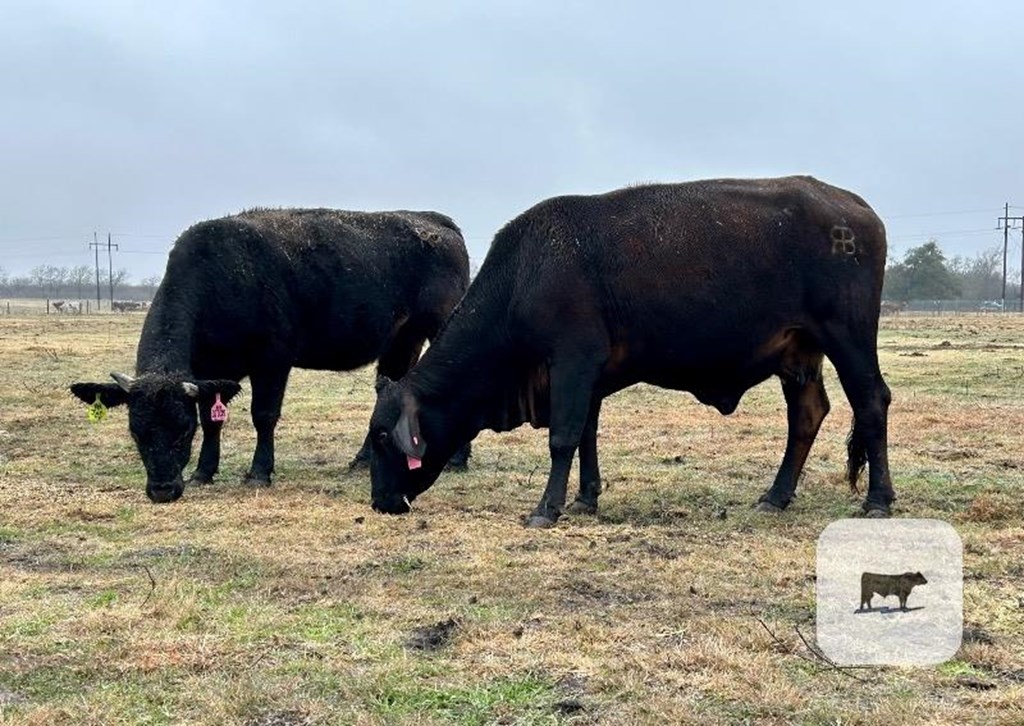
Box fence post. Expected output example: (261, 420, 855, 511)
(46, 299, 50, 314)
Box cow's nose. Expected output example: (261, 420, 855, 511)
(146, 478, 184, 503)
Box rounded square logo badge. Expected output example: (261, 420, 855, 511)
(816, 519, 962, 666)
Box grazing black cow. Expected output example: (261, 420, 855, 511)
(71, 208, 470, 503)
(368, 176, 895, 527)
(859, 571, 928, 611)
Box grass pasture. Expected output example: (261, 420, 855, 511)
(1, 313, 1022, 725)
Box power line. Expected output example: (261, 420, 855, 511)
(0, 235, 86, 243)
(110, 233, 172, 239)
(886, 207, 995, 219)
(889, 227, 1001, 241)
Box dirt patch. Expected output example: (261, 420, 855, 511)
(929, 446, 978, 462)
(0, 688, 28, 706)
(4, 540, 80, 573)
(964, 495, 1017, 523)
(243, 711, 313, 726)
(405, 618, 460, 651)
(126, 543, 211, 560)
(562, 578, 654, 607)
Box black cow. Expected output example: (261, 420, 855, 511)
(368, 177, 895, 527)
(71, 208, 470, 503)
(859, 571, 928, 611)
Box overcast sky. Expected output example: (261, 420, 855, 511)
(2, 1, 1023, 281)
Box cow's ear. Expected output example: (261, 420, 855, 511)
(70, 382, 129, 408)
(196, 380, 242, 404)
(392, 393, 426, 458)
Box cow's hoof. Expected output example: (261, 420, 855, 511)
(244, 474, 272, 488)
(861, 499, 891, 518)
(754, 500, 785, 514)
(189, 472, 215, 486)
(525, 515, 558, 529)
(347, 457, 370, 472)
(565, 500, 598, 516)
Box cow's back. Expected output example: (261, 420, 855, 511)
(141, 209, 467, 375)
(498, 177, 885, 389)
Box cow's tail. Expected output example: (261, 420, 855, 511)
(846, 416, 867, 494)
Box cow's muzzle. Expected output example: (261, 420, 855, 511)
(146, 477, 185, 503)
(372, 495, 411, 515)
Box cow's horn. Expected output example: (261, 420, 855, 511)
(110, 372, 135, 392)
(181, 381, 199, 398)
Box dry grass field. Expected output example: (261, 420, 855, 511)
(1, 313, 1022, 725)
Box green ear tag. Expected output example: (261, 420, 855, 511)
(87, 394, 108, 423)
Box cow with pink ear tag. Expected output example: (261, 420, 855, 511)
(70, 207, 472, 502)
(368, 177, 896, 527)
(72, 373, 240, 503)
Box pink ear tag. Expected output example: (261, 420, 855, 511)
(210, 393, 228, 423)
(406, 435, 422, 469)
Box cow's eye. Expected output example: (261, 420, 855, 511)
(376, 430, 389, 444)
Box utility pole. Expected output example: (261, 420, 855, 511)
(106, 232, 118, 306)
(90, 231, 101, 309)
(997, 205, 1024, 312)
(89, 232, 119, 310)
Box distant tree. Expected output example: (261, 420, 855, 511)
(948, 247, 1006, 301)
(100, 267, 131, 298)
(883, 240, 961, 300)
(29, 265, 48, 292)
(139, 274, 162, 292)
(69, 265, 93, 300)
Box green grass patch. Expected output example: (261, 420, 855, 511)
(369, 673, 563, 725)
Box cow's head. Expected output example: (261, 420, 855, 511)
(368, 376, 447, 514)
(909, 572, 928, 586)
(70, 372, 241, 503)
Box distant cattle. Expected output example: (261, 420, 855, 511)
(51, 300, 81, 314)
(879, 301, 906, 316)
(368, 176, 895, 527)
(72, 208, 471, 503)
(112, 300, 150, 313)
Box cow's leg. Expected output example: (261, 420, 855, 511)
(756, 363, 830, 511)
(526, 357, 602, 528)
(565, 397, 603, 515)
(823, 331, 895, 516)
(246, 367, 290, 486)
(189, 401, 224, 486)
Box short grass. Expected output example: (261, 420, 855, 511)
(1, 313, 1022, 725)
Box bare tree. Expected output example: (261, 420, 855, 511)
(69, 265, 92, 300)
(100, 267, 131, 299)
(949, 247, 1004, 301)
(139, 274, 162, 298)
